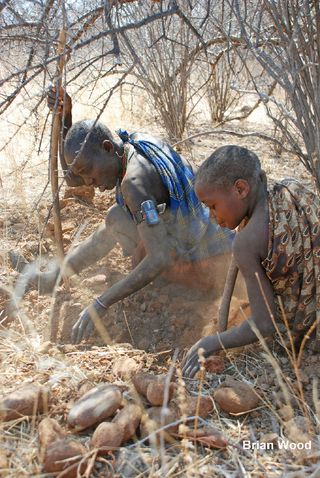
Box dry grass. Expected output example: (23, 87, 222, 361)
(0, 320, 319, 477)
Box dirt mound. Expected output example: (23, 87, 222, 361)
(49, 273, 248, 352)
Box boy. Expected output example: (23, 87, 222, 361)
(183, 145, 320, 378)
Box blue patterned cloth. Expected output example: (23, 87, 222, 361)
(116, 130, 234, 261)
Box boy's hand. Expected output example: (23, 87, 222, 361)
(182, 336, 217, 378)
(47, 85, 72, 116)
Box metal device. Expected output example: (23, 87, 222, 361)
(141, 200, 160, 225)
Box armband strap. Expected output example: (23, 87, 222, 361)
(132, 202, 166, 225)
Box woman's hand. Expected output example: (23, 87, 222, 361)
(182, 335, 217, 378)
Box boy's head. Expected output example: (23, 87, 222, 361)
(64, 120, 122, 191)
(195, 145, 262, 230)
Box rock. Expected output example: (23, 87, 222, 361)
(82, 274, 106, 286)
(91, 422, 124, 452)
(185, 395, 214, 418)
(146, 381, 175, 406)
(0, 384, 48, 421)
(214, 379, 259, 414)
(112, 404, 142, 442)
(38, 417, 66, 456)
(112, 357, 140, 380)
(140, 407, 178, 442)
(67, 384, 122, 431)
(204, 356, 225, 374)
(42, 438, 86, 477)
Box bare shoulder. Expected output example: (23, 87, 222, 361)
(121, 151, 169, 212)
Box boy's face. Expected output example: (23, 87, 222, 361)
(195, 180, 250, 230)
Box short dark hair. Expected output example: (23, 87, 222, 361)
(196, 145, 261, 189)
(64, 120, 114, 163)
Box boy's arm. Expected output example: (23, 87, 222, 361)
(71, 170, 173, 343)
(183, 234, 276, 377)
(71, 218, 173, 343)
(48, 87, 85, 186)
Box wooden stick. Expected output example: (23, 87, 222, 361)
(50, 29, 66, 261)
(218, 255, 239, 332)
(218, 218, 248, 332)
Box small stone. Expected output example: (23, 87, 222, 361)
(82, 274, 106, 286)
(140, 302, 147, 312)
(38, 417, 66, 463)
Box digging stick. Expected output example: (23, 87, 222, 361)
(218, 218, 248, 332)
(218, 256, 239, 332)
(50, 29, 66, 260)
